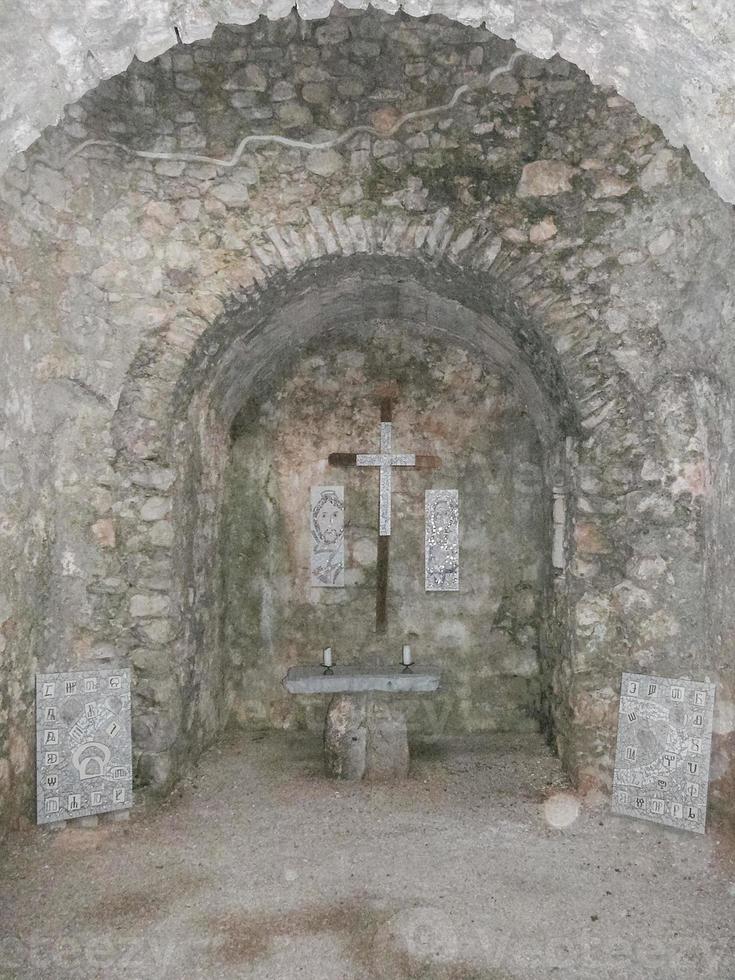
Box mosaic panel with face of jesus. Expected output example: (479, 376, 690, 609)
(310, 486, 345, 587)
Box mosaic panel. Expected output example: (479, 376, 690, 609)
(612, 671, 715, 834)
(310, 485, 345, 587)
(425, 489, 459, 591)
(356, 421, 416, 536)
(36, 667, 133, 825)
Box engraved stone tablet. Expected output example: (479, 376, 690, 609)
(425, 489, 459, 591)
(310, 485, 345, 587)
(36, 667, 133, 825)
(612, 671, 715, 834)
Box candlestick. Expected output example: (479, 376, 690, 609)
(322, 646, 333, 674)
(401, 644, 414, 672)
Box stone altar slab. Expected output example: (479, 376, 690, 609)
(36, 667, 133, 825)
(283, 665, 442, 695)
(612, 671, 715, 834)
(284, 666, 442, 781)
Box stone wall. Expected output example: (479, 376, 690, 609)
(1, 2, 735, 205)
(1, 9, 734, 832)
(222, 332, 545, 735)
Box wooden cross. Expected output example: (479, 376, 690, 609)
(329, 391, 440, 632)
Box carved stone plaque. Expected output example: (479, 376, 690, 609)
(425, 489, 459, 592)
(310, 485, 345, 587)
(36, 667, 133, 824)
(612, 671, 715, 834)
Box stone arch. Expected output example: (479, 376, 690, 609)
(114, 209, 582, 455)
(2, 5, 733, 831)
(2, 2, 734, 204)
(106, 205, 674, 792)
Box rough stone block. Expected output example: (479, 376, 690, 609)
(129, 594, 169, 618)
(324, 694, 409, 781)
(517, 160, 576, 197)
(324, 694, 367, 780)
(365, 695, 409, 780)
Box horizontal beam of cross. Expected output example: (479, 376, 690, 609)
(328, 453, 441, 469)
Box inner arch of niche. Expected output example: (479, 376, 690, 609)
(112, 254, 586, 789)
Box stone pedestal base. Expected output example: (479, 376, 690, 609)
(324, 693, 409, 780)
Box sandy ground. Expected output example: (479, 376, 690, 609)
(1, 731, 733, 980)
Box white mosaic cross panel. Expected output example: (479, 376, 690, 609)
(36, 668, 133, 825)
(425, 489, 459, 592)
(356, 421, 416, 537)
(612, 672, 715, 834)
(310, 485, 345, 587)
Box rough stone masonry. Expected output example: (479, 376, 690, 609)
(0, 8, 734, 834)
(1, 0, 735, 204)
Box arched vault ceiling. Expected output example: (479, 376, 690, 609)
(1, 0, 734, 202)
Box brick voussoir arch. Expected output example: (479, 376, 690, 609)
(114, 204, 640, 456)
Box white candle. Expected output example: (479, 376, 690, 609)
(402, 644, 412, 666)
(322, 647, 333, 668)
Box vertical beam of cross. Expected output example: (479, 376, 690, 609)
(355, 398, 417, 537)
(328, 394, 440, 632)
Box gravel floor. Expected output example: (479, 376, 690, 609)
(1, 731, 733, 979)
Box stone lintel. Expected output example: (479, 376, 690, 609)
(283, 665, 441, 694)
